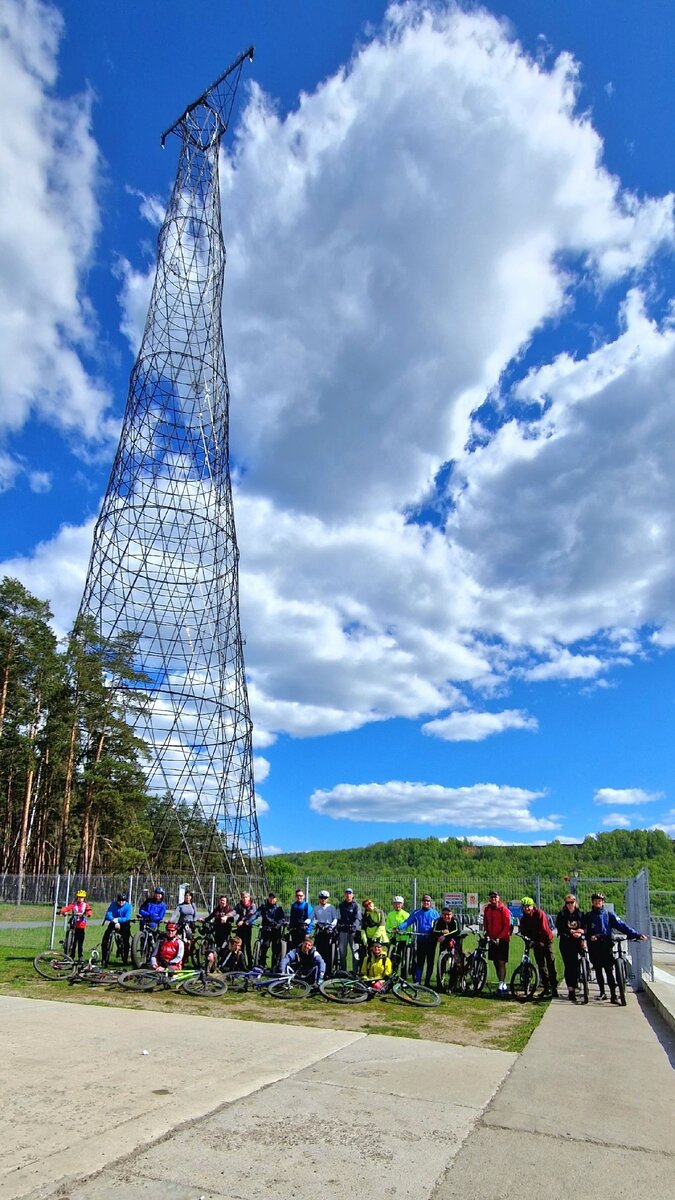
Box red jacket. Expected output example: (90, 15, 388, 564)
(519, 907, 553, 945)
(60, 900, 92, 929)
(483, 901, 511, 940)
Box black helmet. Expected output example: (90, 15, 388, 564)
(116, 893, 126, 902)
(591, 892, 605, 901)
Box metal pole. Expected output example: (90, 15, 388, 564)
(305, 876, 310, 904)
(49, 873, 60, 949)
(128, 873, 133, 903)
(412, 878, 417, 911)
(535, 875, 541, 909)
(210, 876, 216, 913)
(62, 870, 72, 932)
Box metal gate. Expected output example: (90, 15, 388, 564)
(625, 868, 653, 990)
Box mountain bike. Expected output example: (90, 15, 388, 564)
(436, 930, 471, 994)
(101, 919, 133, 966)
(460, 932, 491, 994)
(253, 921, 287, 970)
(117, 965, 226, 997)
(388, 930, 417, 980)
(612, 936, 630, 1006)
(130, 917, 162, 968)
(575, 941, 590, 1004)
(319, 966, 440, 1008)
(33, 946, 119, 986)
(220, 966, 287, 994)
(509, 935, 539, 1000)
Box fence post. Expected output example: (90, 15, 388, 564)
(305, 876, 310, 904)
(412, 878, 417, 911)
(535, 876, 541, 909)
(49, 874, 60, 950)
(127, 874, 133, 904)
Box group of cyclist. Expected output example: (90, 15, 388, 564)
(60, 883, 648, 1001)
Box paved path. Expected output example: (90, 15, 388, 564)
(2, 984, 673, 1200)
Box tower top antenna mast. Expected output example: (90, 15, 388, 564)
(160, 46, 255, 149)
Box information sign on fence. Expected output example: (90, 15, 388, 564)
(443, 892, 464, 908)
(466, 892, 479, 908)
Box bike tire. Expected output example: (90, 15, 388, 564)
(81, 967, 121, 987)
(510, 962, 538, 1001)
(131, 930, 153, 969)
(392, 979, 441, 1007)
(436, 951, 452, 994)
(220, 971, 251, 993)
(578, 957, 589, 1004)
(118, 969, 162, 992)
(319, 977, 369, 1004)
(63, 927, 77, 958)
(180, 974, 227, 997)
(267, 977, 311, 1000)
(615, 957, 627, 1006)
(33, 950, 76, 980)
(101, 926, 115, 967)
(465, 955, 487, 995)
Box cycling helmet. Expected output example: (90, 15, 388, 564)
(591, 892, 605, 901)
(116, 893, 126, 902)
(318, 890, 330, 899)
(393, 896, 404, 904)
(521, 896, 535, 908)
(76, 890, 87, 898)
(154, 887, 165, 895)
(371, 940, 384, 951)
(165, 921, 178, 934)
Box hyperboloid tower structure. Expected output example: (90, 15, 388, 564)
(78, 50, 266, 902)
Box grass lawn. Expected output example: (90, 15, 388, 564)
(0, 929, 550, 1054)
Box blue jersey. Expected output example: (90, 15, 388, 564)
(398, 907, 440, 936)
(584, 908, 640, 941)
(104, 900, 132, 923)
(138, 899, 167, 928)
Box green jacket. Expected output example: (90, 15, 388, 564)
(385, 908, 410, 935)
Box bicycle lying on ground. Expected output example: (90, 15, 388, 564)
(222, 966, 318, 999)
(319, 967, 440, 1007)
(117, 965, 226, 997)
(33, 946, 120, 986)
(509, 935, 539, 1001)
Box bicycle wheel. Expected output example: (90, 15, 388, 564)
(578, 957, 589, 1004)
(63, 927, 77, 958)
(319, 977, 369, 1004)
(436, 951, 452, 993)
(615, 957, 627, 1006)
(392, 979, 441, 1008)
(267, 977, 311, 999)
(101, 926, 115, 967)
(33, 950, 76, 980)
(118, 969, 162, 992)
(180, 974, 227, 997)
(81, 967, 121, 987)
(220, 971, 251, 993)
(510, 961, 538, 1000)
(131, 930, 153, 969)
(464, 955, 487, 995)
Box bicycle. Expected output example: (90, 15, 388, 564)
(101, 919, 133, 967)
(388, 930, 417, 980)
(612, 936, 630, 1006)
(252, 922, 287, 971)
(575, 941, 591, 1004)
(33, 946, 119, 986)
(436, 930, 471, 994)
(460, 932, 491, 995)
(319, 966, 440, 1008)
(509, 935, 539, 1001)
(117, 965, 226, 997)
(130, 917, 161, 968)
(219, 966, 287, 995)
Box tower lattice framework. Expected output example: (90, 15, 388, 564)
(78, 50, 266, 902)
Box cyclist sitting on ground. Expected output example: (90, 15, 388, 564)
(103, 892, 133, 964)
(234, 891, 257, 968)
(482, 890, 512, 997)
(360, 940, 393, 989)
(556, 894, 586, 1002)
(138, 887, 167, 931)
(288, 888, 313, 950)
(312, 891, 339, 977)
(583, 892, 648, 1005)
(212, 934, 245, 973)
(337, 888, 361, 973)
(519, 897, 559, 999)
(253, 892, 286, 969)
(150, 921, 184, 972)
(433, 907, 464, 962)
(60, 890, 92, 962)
(396, 895, 440, 986)
(279, 936, 325, 986)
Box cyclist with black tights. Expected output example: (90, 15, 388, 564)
(337, 888, 361, 972)
(312, 891, 339, 977)
(234, 891, 257, 967)
(138, 887, 167, 931)
(205, 895, 236, 956)
(556, 893, 586, 1002)
(254, 892, 286, 968)
(60, 890, 92, 962)
(397, 895, 440, 985)
(171, 889, 198, 948)
(433, 907, 464, 962)
(288, 888, 313, 949)
(584, 893, 647, 1004)
(103, 892, 132, 964)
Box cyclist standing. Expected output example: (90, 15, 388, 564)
(583, 892, 647, 1004)
(483, 890, 511, 996)
(396, 895, 440, 985)
(279, 936, 325, 985)
(385, 896, 410, 937)
(312, 891, 339, 977)
(150, 921, 184, 971)
(234, 891, 257, 967)
(433, 907, 463, 960)
(254, 892, 286, 968)
(103, 892, 133, 965)
(288, 888, 313, 950)
(138, 887, 167, 931)
(556, 894, 586, 1002)
(171, 889, 198, 957)
(519, 897, 559, 998)
(60, 890, 92, 962)
(360, 899, 388, 951)
(337, 888, 361, 973)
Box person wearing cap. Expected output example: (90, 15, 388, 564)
(312, 891, 339, 977)
(103, 892, 133, 964)
(279, 936, 325, 985)
(337, 888, 361, 973)
(556, 894, 587, 1001)
(396, 895, 440, 985)
(361, 940, 392, 988)
(583, 893, 648, 1003)
(518, 897, 558, 999)
(150, 921, 184, 971)
(138, 887, 167, 931)
(59, 890, 92, 962)
(482, 891, 512, 995)
(288, 888, 313, 950)
(253, 893, 286, 969)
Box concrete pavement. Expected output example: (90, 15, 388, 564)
(2, 979, 673, 1200)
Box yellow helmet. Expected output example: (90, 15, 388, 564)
(75, 890, 87, 898)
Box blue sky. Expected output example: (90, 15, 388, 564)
(1, 0, 674, 853)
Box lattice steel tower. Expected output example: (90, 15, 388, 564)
(78, 50, 266, 901)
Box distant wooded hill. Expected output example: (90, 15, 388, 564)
(267, 829, 674, 889)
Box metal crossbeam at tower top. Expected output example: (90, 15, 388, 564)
(77, 48, 266, 906)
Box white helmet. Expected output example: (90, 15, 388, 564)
(393, 896, 404, 904)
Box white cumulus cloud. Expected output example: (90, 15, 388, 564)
(309, 781, 558, 832)
(422, 708, 538, 742)
(594, 788, 661, 806)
